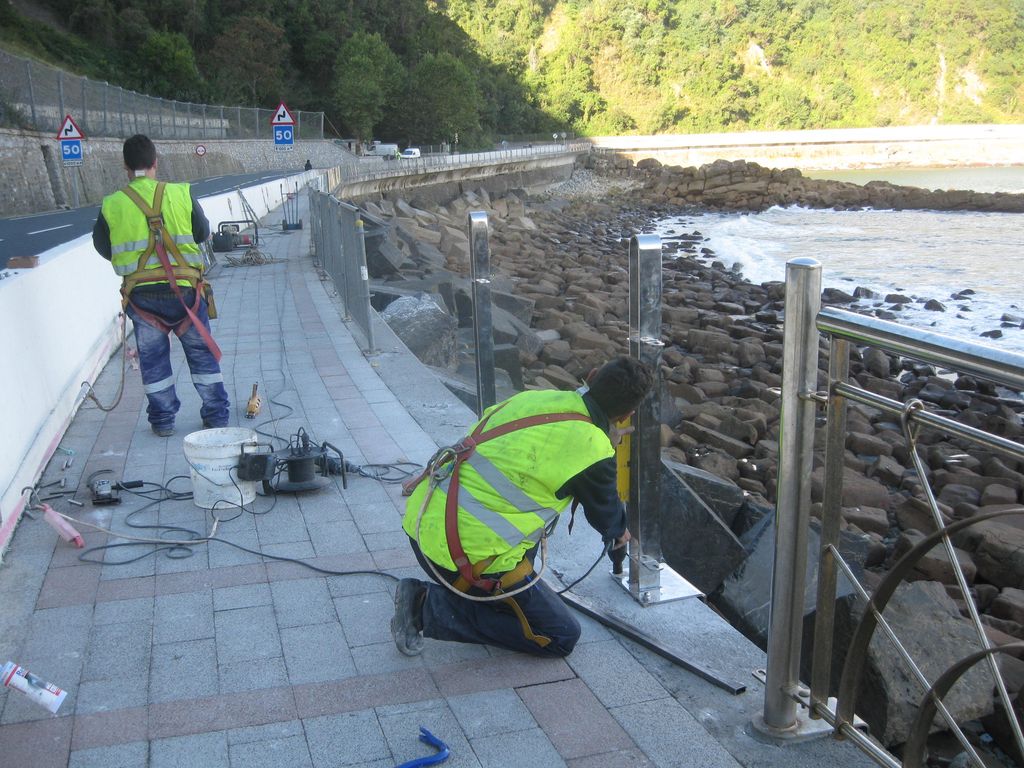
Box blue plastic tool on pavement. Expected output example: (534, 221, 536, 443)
(395, 726, 450, 768)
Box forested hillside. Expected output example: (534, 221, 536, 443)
(2, 0, 1023, 145)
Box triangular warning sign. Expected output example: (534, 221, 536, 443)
(56, 114, 85, 140)
(270, 102, 295, 125)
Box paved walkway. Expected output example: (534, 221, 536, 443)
(0, 194, 877, 767)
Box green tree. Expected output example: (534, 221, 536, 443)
(403, 52, 482, 144)
(204, 16, 288, 106)
(131, 31, 205, 101)
(331, 32, 403, 141)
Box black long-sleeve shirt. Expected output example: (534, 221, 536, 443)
(92, 192, 211, 260)
(555, 392, 628, 543)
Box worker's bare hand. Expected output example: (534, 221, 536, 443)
(613, 529, 631, 550)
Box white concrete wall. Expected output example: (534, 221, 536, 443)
(0, 168, 327, 555)
(587, 124, 1024, 170)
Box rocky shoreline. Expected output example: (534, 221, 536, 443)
(355, 160, 1024, 758)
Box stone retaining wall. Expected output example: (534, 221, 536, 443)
(0, 127, 355, 216)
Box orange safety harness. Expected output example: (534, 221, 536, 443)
(119, 182, 221, 362)
(406, 402, 592, 594)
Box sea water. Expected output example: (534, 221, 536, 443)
(654, 167, 1024, 353)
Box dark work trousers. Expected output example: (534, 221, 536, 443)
(409, 536, 581, 658)
(126, 289, 230, 430)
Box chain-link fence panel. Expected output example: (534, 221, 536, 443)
(0, 48, 324, 140)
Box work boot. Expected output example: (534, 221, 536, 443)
(391, 578, 426, 656)
(152, 424, 175, 437)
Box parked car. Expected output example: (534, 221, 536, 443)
(400, 147, 421, 159)
(365, 142, 399, 159)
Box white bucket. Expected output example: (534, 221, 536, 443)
(183, 428, 259, 509)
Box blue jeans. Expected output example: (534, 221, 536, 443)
(126, 289, 230, 430)
(410, 537, 581, 657)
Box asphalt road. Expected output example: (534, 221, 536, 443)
(0, 169, 297, 270)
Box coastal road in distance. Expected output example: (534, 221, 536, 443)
(0, 169, 296, 270)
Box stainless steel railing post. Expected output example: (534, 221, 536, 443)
(355, 217, 375, 354)
(468, 211, 496, 415)
(762, 257, 822, 731)
(616, 234, 699, 606)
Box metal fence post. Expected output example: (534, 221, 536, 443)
(297, 110, 302, 140)
(102, 84, 108, 136)
(236, 106, 242, 139)
(80, 77, 86, 130)
(758, 256, 823, 735)
(254, 108, 259, 139)
(355, 218, 375, 354)
(202, 104, 207, 137)
(468, 211, 496, 414)
(57, 70, 65, 121)
(119, 88, 125, 137)
(25, 60, 37, 128)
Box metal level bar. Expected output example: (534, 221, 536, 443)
(468, 211, 496, 415)
(559, 591, 746, 695)
(832, 382, 1024, 463)
(809, 337, 849, 711)
(818, 306, 1024, 391)
(761, 257, 822, 733)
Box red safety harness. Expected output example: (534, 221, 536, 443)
(120, 183, 222, 362)
(406, 402, 592, 594)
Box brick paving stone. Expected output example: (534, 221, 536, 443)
(362, 529, 411, 553)
(261, 540, 317, 560)
(431, 655, 576, 699)
(292, 669, 438, 719)
(333, 592, 393, 647)
(308, 520, 366, 556)
(36, 563, 100, 609)
(370, 546, 418, 571)
(214, 582, 272, 612)
(95, 576, 155, 603)
(227, 719, 303, 744)
(229, 733, 313, 768)
(349, 643, 425, 677)
(154, 590, 215, 644)
(447, 689, 538, 739)
(255, 509, 310, 546)
(471, 727, 566, 768)
(376, 698, 478, 768)
(69, 740, 148, 768)
(271, 577, 335, 629)
(565, 640, 667, 709)
(280, 622, 356, 684)
(93, 596, 154, 625)
(518, 679, 636, 761)
(71, 707, 148, 751)
(215, 604, 282, 664)
(76, 675, 149, 715)
(566, 747, 656, 767)
(151, 731, 229, 768)
(0, 716, 73, 768)
(303, 710, 389, 768)
(325, 572, 389, 599)
(149, 686, 296, 740)
(218, 657, 289, 695)
(83, 622, 152, 682)
(150, 639, 218, 703)
(610, 698, 742, 768)
(349, 502, 405, 535)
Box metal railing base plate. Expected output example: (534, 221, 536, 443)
(613, 562, 703, 606)
(750, 711, 835, 744)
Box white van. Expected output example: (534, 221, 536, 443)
(365, 142, 399, 159)
(400, 147, 421, 159)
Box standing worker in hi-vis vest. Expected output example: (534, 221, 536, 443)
(393, 356, 653, 658)
(92, 134, 229, 436)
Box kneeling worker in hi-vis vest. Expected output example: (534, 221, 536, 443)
(393, 356, 654, 658)
(92, 134, 229, 437)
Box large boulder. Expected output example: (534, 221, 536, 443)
(842, 581, 993, 747)
(380, 294, 458, 369)
(659, 455, 747, 595)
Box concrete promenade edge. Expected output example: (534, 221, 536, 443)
(0, 193, 879, 768)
